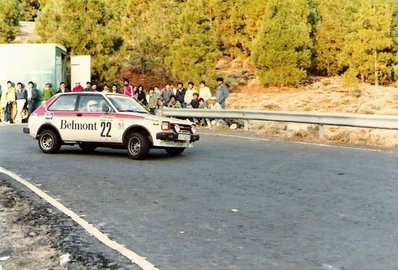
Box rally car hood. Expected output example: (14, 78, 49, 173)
(117, 112, 194, 126)
(144, 113, 194, 126)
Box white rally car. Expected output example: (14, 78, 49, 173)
(23, 92, 199, 159)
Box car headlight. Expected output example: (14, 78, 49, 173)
(174, 124, 181, 133)
(191, 125, 197, 134)
(161, 122, 171, 130)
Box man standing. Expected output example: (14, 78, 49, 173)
(216, 77, 229, 109)
(184, 82, 197, 107)
(161, 84, 174, 106)
(26, 81, 38, 115)
(15, 82, 27, 124)
(123, 79, 133, 96)
(72, 82, 84, 92)
(42, 82, 54, 103)
(57, 82, 69, 94)
(199, 80, 212, 104)
(175, 82, 186, 106)
(84, 81, 93, 91)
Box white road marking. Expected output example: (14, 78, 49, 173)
(0, 166, 158, 270)
(200, 132, 394, 153)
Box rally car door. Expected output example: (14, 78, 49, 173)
(73, 95, 119, 142)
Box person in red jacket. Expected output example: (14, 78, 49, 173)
(123, 79, 133, 97)
(72, 82, 84, 92)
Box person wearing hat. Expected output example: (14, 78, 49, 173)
(42, 82, 54, 103)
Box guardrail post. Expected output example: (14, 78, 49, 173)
(244, 120, 249, 131)
(319, 124, 324, 139)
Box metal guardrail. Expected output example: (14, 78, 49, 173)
(163, 108, 398, 137)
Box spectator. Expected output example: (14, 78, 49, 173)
(155, 97, 164, 116)
(199, 80, 212, 103)
(2, 81, 16, 124)
(147, 88, 157, 114)
(216, 77, 229, 109)
(84, 81, 93, 91)
(92, 84, 98, 91)
(189, 92, 200, 108)
(15, 82, 27, 124)
(208, 96, 219, 109)
(111, 85, 118, 93)
(154, 86, 161, 98)
(135, 85, 148, 106)
(198, 97, 211, 127)
(184, 81, 197, 107)
(72, 82, 84, 92)
(57, 81, 69, 94)
(161, 84, 173, 105)
(175, 82, 186, 105)
(42, 82, 54, 103)
(103, 85, 110, 93)
(26, 81, 38, 115)
(168, 95, 182, 108)
(123, 79, 133, 96)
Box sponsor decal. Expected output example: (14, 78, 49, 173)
(60, 120, 97, 130)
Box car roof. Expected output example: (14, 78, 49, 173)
(59, 92, 125, 96)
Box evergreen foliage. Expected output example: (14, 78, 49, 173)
(36, 0, 125, 82)
(166, 0, 221, 84)
(0, 0, 20, 43)
(340, 0, 393, 85)
(8, 0, 398, 87)
(19, 0, 40, 21)
(252, 0, 312, 86)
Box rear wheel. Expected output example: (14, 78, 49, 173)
(127, 132, 150, 160)
(38, 130, 61, 154)
(79, 144, 97, 152)
(165, 147, 185, 156)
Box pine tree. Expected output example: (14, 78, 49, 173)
(19, 0, 40, 21)
(166, 0, 221, 83)
(36, 0, 125, 82)
(0, 0, 20, 43)
(340, 0, 393, 85)
(252, 0, 312, 86)
(315, 0, 360, 76)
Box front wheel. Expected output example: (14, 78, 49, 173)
(127, 132, 150, 160)
(38, 130, 61, 154)
(165, 147, 185, 156)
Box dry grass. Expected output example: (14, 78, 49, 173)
(228, 77, 398, 148)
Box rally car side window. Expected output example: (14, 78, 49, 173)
(48, 95, 78, 111)
(77, 95, 113, 113)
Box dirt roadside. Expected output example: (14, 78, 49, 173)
(0, 177, 137, 270)
(227, 76, 398, 148)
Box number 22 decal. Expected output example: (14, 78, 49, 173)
(100, 122, 112, 137)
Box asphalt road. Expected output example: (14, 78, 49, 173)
(1, 125, 398, 270)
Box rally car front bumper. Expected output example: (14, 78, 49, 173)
(156, 132, 200, 143)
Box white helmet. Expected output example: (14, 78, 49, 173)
(87, 100, 98, 111)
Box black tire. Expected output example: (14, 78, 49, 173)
(165, 147, 185, 156)
(79, 144, 97, 152)
(38, 129, 61, 154)
(127, 132, 150, 160)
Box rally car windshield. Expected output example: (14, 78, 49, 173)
(107, 95, 149, 114)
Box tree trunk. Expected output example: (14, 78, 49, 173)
(374, 50, 379, 86)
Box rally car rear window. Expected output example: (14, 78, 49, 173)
(48, 95, 78, 111)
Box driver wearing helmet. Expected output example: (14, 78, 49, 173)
(87, 100, 99, 112)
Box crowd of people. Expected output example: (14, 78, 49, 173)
(0, 77, 229, 126)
